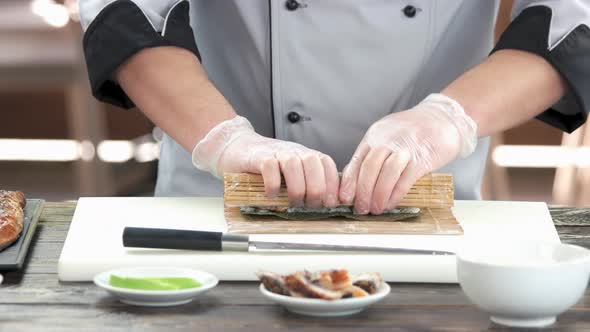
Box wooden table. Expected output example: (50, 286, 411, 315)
(1, 203, 589, 331)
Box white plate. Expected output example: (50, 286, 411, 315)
(259, 282, 391, 317)
(94, 267, 218, 307)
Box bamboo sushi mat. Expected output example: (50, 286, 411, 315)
(224, 173, 454, 209)
(225, 207, 463, 235)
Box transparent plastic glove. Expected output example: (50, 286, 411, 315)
(339, 93, 477, 215)
(192, 116, 339, 208)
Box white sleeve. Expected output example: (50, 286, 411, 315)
(77, 0, 200, 108)
(78, 0, 178, 32)
(493, 1, 590, 133)
(512, 0, 590, 50)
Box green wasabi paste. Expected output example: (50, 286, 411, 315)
(109, 275, 202, 291)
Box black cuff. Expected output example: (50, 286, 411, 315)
(492, 6, 590, 133)
(82, 0, 201, 109)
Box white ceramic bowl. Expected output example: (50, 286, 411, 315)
(259, 282, 390, 317)
(94, 267, 218, 307)
(457, 242, 590, 328)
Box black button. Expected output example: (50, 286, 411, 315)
(287, 112, 301, 123)
(285, 0, 299, 11)
(403, 5, 417, 18)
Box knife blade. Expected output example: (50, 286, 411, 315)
(122, 227, 454, 256)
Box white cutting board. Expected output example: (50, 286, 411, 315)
(58, 198, 559, 283)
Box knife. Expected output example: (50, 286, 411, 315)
(122, 227, 454, 255)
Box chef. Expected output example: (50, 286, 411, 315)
(79, 0, 589, 214)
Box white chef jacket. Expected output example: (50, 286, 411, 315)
(79, 0, 590, 198)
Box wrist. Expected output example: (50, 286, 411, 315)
(191, 115, 254, 177)
(419, 93, 478, 158)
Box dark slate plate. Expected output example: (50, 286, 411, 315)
(0, 199, 44, 270)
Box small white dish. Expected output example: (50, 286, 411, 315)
(94, 267, 218, 307)
(259, 282, 390, 317)
(457, 242, 590, 328)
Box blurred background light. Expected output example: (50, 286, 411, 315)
(0, 139, 159, 163)
(492, 145, 589, 168)
(30, 0, 78, 28)
(0, 139, 81, 161)
(97, 140, 135, 163)
(79, 140, 96, 161)
(135, 142, 160, 163)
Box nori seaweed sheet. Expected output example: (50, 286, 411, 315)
(240, 206, 420, 221)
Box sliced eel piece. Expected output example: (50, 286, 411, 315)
(256, 271, 291, 296)
(284, 271, 343, 300)
(0, 190, 26, 251)
(257, 270, 383, 299)
(352, 272, 383, 294)
(341, 285, 370, 298)
(310, 269, 352, 291)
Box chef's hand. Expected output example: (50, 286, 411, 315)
(192, 116, 339, 208)
(339, 94, 478, 215)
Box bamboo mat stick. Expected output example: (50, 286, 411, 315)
(225, 207, 462, 235)
(224, 173, 454, 208)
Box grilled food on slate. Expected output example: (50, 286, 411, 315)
(258, 269, 383, 300)
(0, 190, 26, 251)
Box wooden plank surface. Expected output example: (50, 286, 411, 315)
(1, 202, 589, 331)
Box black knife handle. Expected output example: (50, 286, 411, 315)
(123, 227, 222, 251)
